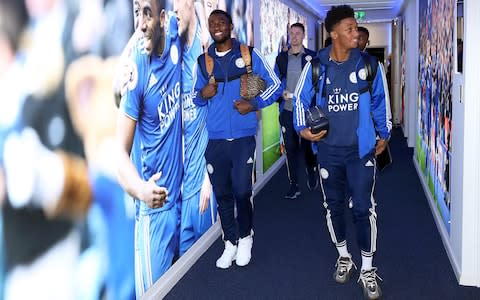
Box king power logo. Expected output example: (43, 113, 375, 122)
(327, 87, 359, 113)
(158, 81, 181, 132)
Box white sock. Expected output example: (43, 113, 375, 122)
(361, 255, 373, 271)
(336, 244, 350, 258)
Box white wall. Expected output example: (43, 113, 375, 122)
(361, 22, 392, 61)
(402, 0, 419, 148)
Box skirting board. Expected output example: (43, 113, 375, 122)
(413, 156, 461, 281)
(142, 155, 286, 299)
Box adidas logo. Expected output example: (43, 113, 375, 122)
(247, 157, 254, 164)
(365, 160, 374, 167)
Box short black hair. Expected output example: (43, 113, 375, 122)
(324, 5, 355, 33)
(209, 9, 232, 24)
(357, 26, 369, 38)
(290, 22, 305, 33)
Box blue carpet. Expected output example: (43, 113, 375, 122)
(166, 128, 480, 299)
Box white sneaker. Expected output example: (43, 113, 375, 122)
(216, 240, 237, 269)
(236, 234, 253, 267)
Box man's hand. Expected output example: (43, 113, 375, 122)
(141, 172, 168, 209)
(201, 81, 217, 99)
(234, 99, 253, 115)
(199, 172, 212, 214)
(375, 139, 388, 156)
(299, 128, 327, 142)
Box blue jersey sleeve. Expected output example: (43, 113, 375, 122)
(120, 45, 147, 121)
(370, 61, 392, 140)
(192, 58, 209, 107)
(293, 61, 315, 132)
(250, 48, 282, 110)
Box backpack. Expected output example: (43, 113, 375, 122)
(204, 44, 252, 83)
(311, 52, 377, 94)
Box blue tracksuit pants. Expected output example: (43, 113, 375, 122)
(316, 142, 378, 256)
(204, 136, 256, 244)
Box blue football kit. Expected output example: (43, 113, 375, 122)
(120, 14, 182, 296)
(180, 23, 217, 255)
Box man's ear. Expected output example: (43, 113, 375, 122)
(230, 23, 234, 32)
(330, 31, 338, 40)
(160, 9, 166, 28)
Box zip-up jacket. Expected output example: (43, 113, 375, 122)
(293, 46, 392, 158)
(274, 47, 316, 112)
(192, 39, 281, 140)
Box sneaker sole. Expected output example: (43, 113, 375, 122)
(285, 192, 301, 199)
(333, 267, 355, 284)
(216, 257, 236, 269)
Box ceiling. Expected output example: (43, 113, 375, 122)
(298, 0, 406, 22)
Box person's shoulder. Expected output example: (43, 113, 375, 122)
(304, 48, 317, 57)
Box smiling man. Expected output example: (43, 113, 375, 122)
(293, 5, 391, 300)
(115, 0, 183, 297)
(193, 9, 281, 269)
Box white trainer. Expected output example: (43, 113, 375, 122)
(216, 240, 237, 269)
(236, 234, 253, 267)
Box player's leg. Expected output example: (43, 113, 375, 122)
(347, 152, 382, 299)
(279, 110, 301, 198)
(230, 136, 256, 266)
(134, 205, 179, 296)
(317, 144, 355, 283)
(205, 140, 237, 268)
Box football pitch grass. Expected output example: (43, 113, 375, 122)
(262, 104, 281, 172)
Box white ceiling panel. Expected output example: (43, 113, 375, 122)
(297, 0, 405, 22)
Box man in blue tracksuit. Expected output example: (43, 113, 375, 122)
(193, 9, 281, 269)
(274, 22, 318, 199)
(293, 5, 391, 300)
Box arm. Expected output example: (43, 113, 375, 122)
(115, 112, 167, 209)
(293, 62, 327, 142)
(370, 62, 392, 154)
(192, 59, 215, 107)
(116, 52, 168, 209)
(198, 171, 211, 213)
(249, 48, 282, 110)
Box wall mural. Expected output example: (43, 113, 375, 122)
(259, 0, 308, 172)
(417, 0, 454, 231)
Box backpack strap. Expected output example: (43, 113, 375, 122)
(310, 57, 321, 93)
(204, 53, 215, 84)
(240, 44, 252, 74)
(359, 52, 378, 94)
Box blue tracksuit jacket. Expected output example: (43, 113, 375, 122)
(293, 46, 391, 158)
(192, 39, 281, 140)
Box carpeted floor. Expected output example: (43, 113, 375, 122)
(166, 128, 480, 299)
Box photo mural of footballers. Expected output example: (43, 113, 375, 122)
(417, 0, 454, 230)
(166, 0, 253, 255)
(259, 0, 308, 172)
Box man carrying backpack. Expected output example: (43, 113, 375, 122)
(293, 5, 391, 300)
(193, 9, 281, 269)
(274, 22, 319, 199)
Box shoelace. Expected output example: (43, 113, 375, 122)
(337, 257, 357, 274)
(358, 267, 383, 288)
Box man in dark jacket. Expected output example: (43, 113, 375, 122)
(275, 22, 318, 199)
